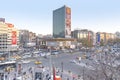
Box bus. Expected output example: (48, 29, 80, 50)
(0, 61, 16, 72)
(0, 61, 17, 80)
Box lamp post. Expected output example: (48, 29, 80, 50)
(61, 62, 63, 78)
(61, 62, 63, 72)
(49, 46, 52, 77)
(83, 66, 85, 80)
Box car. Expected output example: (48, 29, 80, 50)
(9, 58, 16, 61)
(51, 51, 59, 55)
(22, 54, 31, 58)
(12, 55, 21, 60)
(34, 61, 42, 65)
(0, 57, 5, 61)
(16, 76, 22, 80)
(69, 60, 77, 63)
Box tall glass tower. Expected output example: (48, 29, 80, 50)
(53, 5, 71, 38)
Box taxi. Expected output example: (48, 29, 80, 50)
(34, 60, 42, 65)
(0, 57, 5, 61)
(13, 55, 21, 59)
(82, 54, 87, 59)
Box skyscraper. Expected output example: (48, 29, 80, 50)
(53, 5, 71, 38)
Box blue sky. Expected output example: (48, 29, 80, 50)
(0, 0, 120, 34)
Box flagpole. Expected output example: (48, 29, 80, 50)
(53, 64, 56, 80)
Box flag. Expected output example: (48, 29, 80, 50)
(53, 65, 56, 80)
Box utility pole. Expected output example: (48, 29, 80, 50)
(49, 46, 52, 77)
(83, 67, 85, 80)
(61, 62, 63, 72)
(61, 62, 63, 79)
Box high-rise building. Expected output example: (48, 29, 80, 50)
(0, 22, 19, 52)
(53, 5, 71, 38)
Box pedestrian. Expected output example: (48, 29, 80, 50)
(5, 75, 7, 79)
(73, 77, 75, 80)
(67, 77, 69, 80)
(13, 78, 16, 80)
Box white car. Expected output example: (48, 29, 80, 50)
(16, 76, 22, 80)
(40, 53, 46, 57)
(70, 60, 77, 63)
(22, 54, 31, 58)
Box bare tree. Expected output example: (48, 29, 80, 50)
(83, 50, 120, 80)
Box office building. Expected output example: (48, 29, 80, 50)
(53, 5, 71, 38)
(72, 29, 94, 46)
(0, 22, 19, 52)
(96, 32, 115, 45)
(72, 29, 94, 41)
(19, 30, 36, 48)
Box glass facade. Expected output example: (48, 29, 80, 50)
(53, 6, 71, 38)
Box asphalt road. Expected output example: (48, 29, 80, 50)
(35, 51, 95, 79)
(0, 51, 100, 80)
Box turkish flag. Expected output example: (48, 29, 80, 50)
(53, 65, 56, 80)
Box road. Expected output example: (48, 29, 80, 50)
(34, 51, 97, 80)
(0, 51, 101, 80)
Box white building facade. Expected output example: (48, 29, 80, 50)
(0, 22, 19, 52)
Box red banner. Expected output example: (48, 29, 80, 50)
(53, 65, 56, 80)
(6, 23, 14, 28)
(12, 31, 17, 45)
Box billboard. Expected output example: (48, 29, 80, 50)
(97, 33, 100, 43)
(65, 7, 71, 38)
(6, 23, 14, 28)
(12, 31, 17, 45)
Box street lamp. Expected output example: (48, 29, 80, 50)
(61, 62, 63, 72)
(61, 62, 63, 78)
(48, 46, 52, 77)
(83, 66, 85, 80)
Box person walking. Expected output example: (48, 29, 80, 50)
(67, 77, 69, 80)
(13, 78, 16, 80)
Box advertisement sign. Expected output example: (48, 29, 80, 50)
(65, 7, 71, 37)
(6, 23, 14, 28)
(97, 34, 100, 43)
(12, 31, 17, 45)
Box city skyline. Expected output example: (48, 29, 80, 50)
(0, 0, 120, 34)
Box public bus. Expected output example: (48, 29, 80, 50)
(0, 61, 16, 72)
(0, 61, 17, 80)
